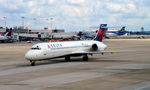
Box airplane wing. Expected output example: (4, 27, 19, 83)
(72, 50, 135, 55)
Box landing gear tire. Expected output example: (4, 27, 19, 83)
(65, 56, 70, 62)
(30, 60, 35, 66)
(83, 55, 88, 61)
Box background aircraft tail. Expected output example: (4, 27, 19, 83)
(119, 27, 125, 32)
(4, 28, 12, 36)
(94, 24, 107, 42)
(116, 26, 128, 36)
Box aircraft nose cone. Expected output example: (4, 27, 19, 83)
(25, 52, 30, 60)
(25, 51, 34, 60)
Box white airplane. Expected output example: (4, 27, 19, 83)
(25, 24, 126, 66)
(0, 29, 12, 43)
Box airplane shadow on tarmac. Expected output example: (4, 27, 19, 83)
(17, 57, 131, 67)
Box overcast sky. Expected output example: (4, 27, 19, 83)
(0, 0, 149, 32)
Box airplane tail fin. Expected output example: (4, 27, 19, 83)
(120, 26, 125, 32)
(5, 28, 12, 36)
(94, 24, 107, 42)
(8, 28, 12, 36)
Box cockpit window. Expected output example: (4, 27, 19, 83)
(31, 46, 41, 50)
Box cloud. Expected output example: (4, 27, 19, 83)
(67, 0, 85, 4)
(28, 1, 34, 7)
(0, 0, 149, 31)
(60, 5, 91, 17)
(106, 3, 122, 12)
(48, 0, 55, 4)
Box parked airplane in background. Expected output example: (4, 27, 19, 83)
(25, 24, 129, 66)
(105, 27, 129, 38)
(0, 28, 12, 43)
(78, 26, 129, 39)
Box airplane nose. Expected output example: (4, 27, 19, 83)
(25, 51, 34, 60)
(25, 51, 30, 60)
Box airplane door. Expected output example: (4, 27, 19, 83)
(43, 45, 48, 56)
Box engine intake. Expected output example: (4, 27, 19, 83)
(92, 44, 98, 51)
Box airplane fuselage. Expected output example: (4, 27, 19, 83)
(105, 31, 128, 37)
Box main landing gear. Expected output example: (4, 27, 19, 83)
(65, 56, 70, 62)
(30, 60, 35, 66)
(83, 55, 88, 61)
(65, 55, 89, 62)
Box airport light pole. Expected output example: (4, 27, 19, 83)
(39, 18, 54, 29)
(33, 18, 37, 29)
(141, 27, 144, 35)
(21, 16, 25, 29)
(3, 16, 7, 30)
(50, 18, 53, 29)
(46, 18, 54, 29)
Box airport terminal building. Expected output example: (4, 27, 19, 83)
(0, 26, 77, 41)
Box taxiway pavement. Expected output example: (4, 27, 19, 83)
(0, 39, 150, 90)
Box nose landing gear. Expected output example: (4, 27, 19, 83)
(30, 60, 35, 66)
